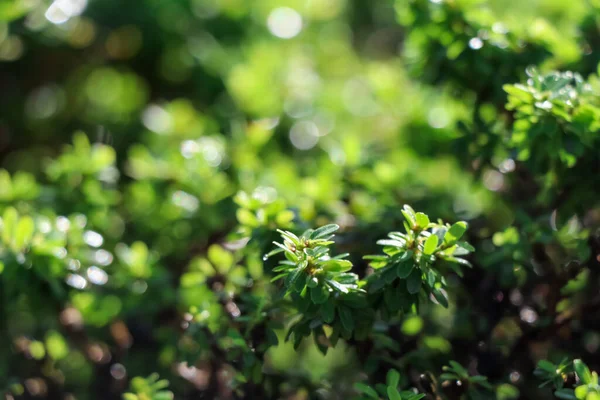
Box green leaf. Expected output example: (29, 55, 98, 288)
(295, 272, 309, 292)
(586, 392, 600, 400)
(423, 234, 439, 255)
(0, 1, 32, 22)
(456, 241, 475, 252)
(444, 221, 468, 244)
(285, 268, 304, 291)
(377, 239, 405, 248)
(310, 285, 330, 304)
(154, 392, 174, 400)
(387, 386, 402, 400)
(307, 276, 319, 288)
(45, 331, 68, 360)
(432, 288, 448, 308)
(236, 208, 259, 227)
(406, 269, 422, 294)
(496, 383, 520, 400)
(338, 306, 355, 332)
(396, 259, 414, 279)
(320, 301, 335, 323)
(277, 229, 300, 246)
(401, 205, 417, 227)
(574, 385, 588, 399)
(14, 215, 34, 250)
(553, 388, 577, 400)
(354, 383, 379, 399)
(415, 212, 430, 228)
(275, 210, 295, 226)
(537, 360, 557, 373)
(2, 207, 18, 245)
(444, 256, 472, 268)
(383, 267, 398, 284)
(311, 224, 339, 239)
(29, 341, 45, 360)
(426, 269, 436, 287)
(574, 359, 593, 384)
(449, 361, 469, 377)
(387, 369, 400, 388)
(327, 279, 349, 293)
(266, 329, 279, 346)
(208, 245, 234, 273)
(321, 259, 353, 272)
(439, 373, 459, 380)
(401, 315, 423, 336)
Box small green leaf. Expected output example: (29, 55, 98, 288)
(311, 224, 340, 239)
(415, 212, 430, 228)
(354, 383, 378, 399)
(387, 386, 402, 400)
(423, 234, 439, 255)
(496, 383, 520, 400)
(444, 221, 468, 244)
(45, 331, 68, 360)
(574, 359, 593, 384)
(457, 241, 475, 252)
(236, 209, 259, 227)
(321, 259, 353, 272)
(310, 285, 330, 304)
(338, 306, 354, 332)
(320, 301, 335, 323)
(377, 239, 405, 248)
(554, 389, 577, 400)
(415, 212, 429, 229)
(153, 392, 174, 400)
(397, 259, 414, 279)
(406, 269, 422, 294)
(444, 256, 472, 268)
(449, 361, 469, 377)
(29, 341, 45, 360)
(387, 369, 400, 388)
(327, 279, 349, 293)
(294, 271, 308, 292)
(401, 205, 417, 227)
(439, 373, 459, 381)
(574, 386, 588, 399)
(285, 269, 304, 291)
(14, 215, 34, 250)
(2, 207, 18, 245)
(432, 288, 448, 308)
(537, 360, 557, 373)
(401, 315, 423, 336)
(586, 392, 600, 400)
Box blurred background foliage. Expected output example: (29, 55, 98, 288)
(0, 0, 600, 398)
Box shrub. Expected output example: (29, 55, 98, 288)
(0, 0, 599, 399)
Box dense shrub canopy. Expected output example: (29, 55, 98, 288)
(0, 0, 599, 399)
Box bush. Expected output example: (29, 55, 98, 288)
(0, 0, 599, 399)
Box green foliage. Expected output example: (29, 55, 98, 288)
(354, 369, 425, 400)
(441, 360, 494, 394)
(270, 224, 365, 347)
(123, 374, 173, 400)
(365, 205, 473, 312)
(1, 0, 600, 398)
(535, 358, 574, 389)
(504, 68, 600, 190)
(537, 359, 600, 400)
